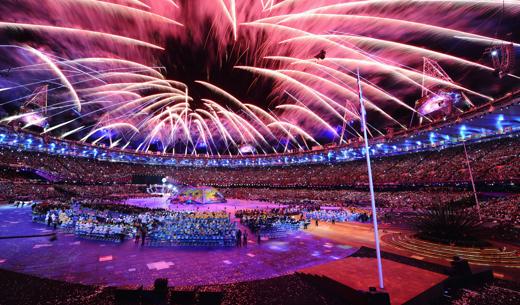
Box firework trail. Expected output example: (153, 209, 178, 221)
(0, 0, 517, 155)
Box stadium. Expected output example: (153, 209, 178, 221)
(0, 1, 519, 305)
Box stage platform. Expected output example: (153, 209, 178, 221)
(298, 257, 448, 305)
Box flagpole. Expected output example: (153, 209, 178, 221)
(357, 68, 384, 289)
(463, 140, 481, 221)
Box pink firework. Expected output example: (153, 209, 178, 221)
(0, 0, 518, 155)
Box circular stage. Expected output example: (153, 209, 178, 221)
(0, 200, 356, 287)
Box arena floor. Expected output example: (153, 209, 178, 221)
(124, 197, 289, 213)
(0, 199, 356, 287)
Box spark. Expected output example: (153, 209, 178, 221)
(25, 47, 82, 112)
(0, 22, 164, 50)
(60, 0, 182, 26)
(81, 122, 139, 142)
(277, 105, 338, 137)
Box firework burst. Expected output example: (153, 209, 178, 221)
(0, 0, 518, 155)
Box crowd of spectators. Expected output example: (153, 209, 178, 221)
(147, 210, 237, 246)
(453, 285, 520, 305)
(235, 209, 304, 238)
(220, 187, 472, 210)
(32, 201, 238, 247)
(304, 209, 369, 223)
(0, 166, 41, 182)
(464, 195, 520, 242)
(55, 184, 148, 199)
(0, 182, 62, 202)
(476, 195, 520, 226)
(0, 182, 148, 203)
(0, 135, 517, 243)
(0, 136, 518, 187)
